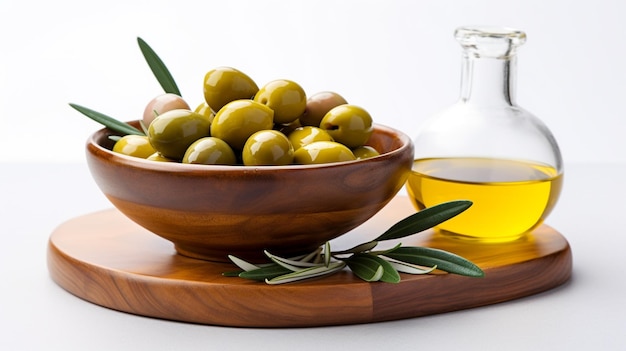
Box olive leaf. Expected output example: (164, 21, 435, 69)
(383, 246, 485, 277)
(264, 250, 321, 270)
(347, 253, 401, 283)
(323, 241, 332, 267)
(346, 255, 384, 282)
(137, 37, 181, 96)
(387, 261, 437, 275)
(332, 241, 379, 255)
(300, 247, 323, 263)
(238, 264, 293, 281)
(265, 262, 346, 285)
(69, 103, 144, 136)
(228, 255, 261, 272)
(373, 200, 472, 242)
(221, 270, 245, 277)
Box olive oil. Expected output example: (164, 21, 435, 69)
(406, 158, 563, 242)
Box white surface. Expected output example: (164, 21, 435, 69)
(1, 0, 626, 164)
(1, 162, 625, 350)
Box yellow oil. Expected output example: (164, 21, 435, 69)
(406, 157, 563, 242)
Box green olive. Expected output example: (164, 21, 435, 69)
(143, 93, 190, 128)
(146, 152, 177, 162)
(293, 141, 356, 164)
(210, 100, 274, 150)
(253, 79, 306, 124)
(147, 109, 211, 160)
(299, 91, 348, 127)
(182, 137, 237, 165)
(275, 119, 302, 135)
(194, 101, 216, 135)
(319, 104, 373, 149)
(242, 130, 294, 166)
(352, 145, 380, 159)
(112, 135, 156, 158)
(194, 102, 216, 123)
(203, 67, 259, 113)
(287, 126, 334, 150)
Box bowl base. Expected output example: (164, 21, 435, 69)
(173, 243, 321, 263)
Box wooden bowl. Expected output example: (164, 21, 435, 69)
(86, 122, 414, 262)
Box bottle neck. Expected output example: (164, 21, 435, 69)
(459, 54, 517, 106)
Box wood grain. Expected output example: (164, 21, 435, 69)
(47, 196, 572, 327)
(86, 123, 414, 262)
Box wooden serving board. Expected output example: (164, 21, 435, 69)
(47, 196, 572, 328)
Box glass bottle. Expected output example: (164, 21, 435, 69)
(407, 26, 563, 243)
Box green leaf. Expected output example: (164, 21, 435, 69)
(298, 247, 322, 263)
(222, 270, 244, 277)
(370, 242, 402, 255)
(324, 241, 331, 267)
(264, 250, 321, 270)
(346, 254, 385, 282)
(139, 120, 149, 134)
(238, 264, 293, 281)
(332, 241, 378, 255)
(347, 253, 400, 283)
(383, 246, 484, 277)
(388, 261, 437, 275)
(265, 262, 346, 285)
(69, 103, 145, 136)
(137, 37, 181, 96)
(227, 255, 261, 272)
(373, 200, 472, 241)
(348, 257, 383, 282)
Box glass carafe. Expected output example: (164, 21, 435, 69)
(407, 26, 563, 243)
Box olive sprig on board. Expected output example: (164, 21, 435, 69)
(224, 200, 485, 284)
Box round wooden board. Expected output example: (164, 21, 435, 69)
(47, 196, 572, 327)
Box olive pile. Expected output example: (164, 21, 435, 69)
(113, 66, 379, 165)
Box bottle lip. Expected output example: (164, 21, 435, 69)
(455, 25, 527, 59)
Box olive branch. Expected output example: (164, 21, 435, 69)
(224, 200, 484, 284)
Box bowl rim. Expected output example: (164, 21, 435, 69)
(87, 122, 413, 173)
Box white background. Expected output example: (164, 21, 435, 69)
(1, 0, 624, 164)
(2, 2, 626, 350)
